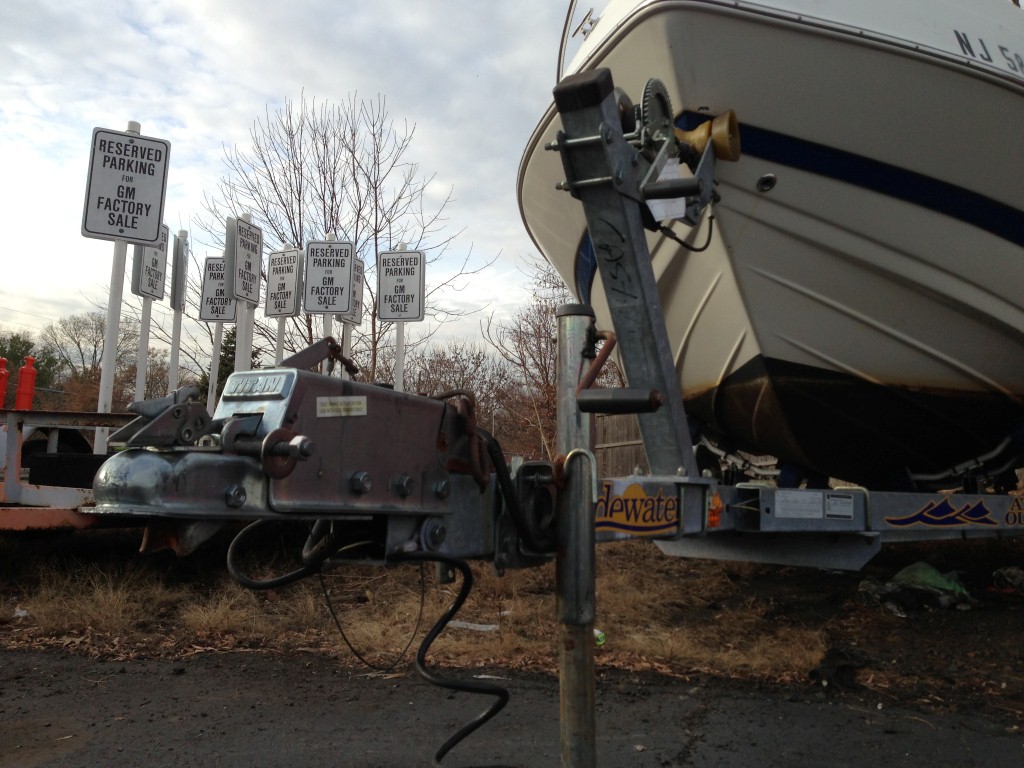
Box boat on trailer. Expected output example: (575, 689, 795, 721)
(519, 0, 1024, 491)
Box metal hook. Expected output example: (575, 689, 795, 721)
(563, 448, 599, 504)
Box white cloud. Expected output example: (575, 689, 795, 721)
(0, 0, 572, 360)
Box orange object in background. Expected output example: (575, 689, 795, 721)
(15, 356, 36, 410)
(0, 358, 8, 407)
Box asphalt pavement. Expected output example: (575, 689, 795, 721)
(1, 650, 1020, 767)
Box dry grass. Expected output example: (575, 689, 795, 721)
(0, 531, 832, 681)
(3, 530, 1023, 723)
(29, 561, 181, 636)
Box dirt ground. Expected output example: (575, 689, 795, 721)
(1, 532, 1023, 766)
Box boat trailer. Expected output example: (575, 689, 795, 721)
(86, 68, 1024, 766)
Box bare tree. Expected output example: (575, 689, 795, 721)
(37, 311, 140, 410)
(483, 258, 573, 460)
(181, 93, 492, 382)
(405, 338, 518, 440)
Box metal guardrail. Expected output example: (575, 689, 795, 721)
(0, 409, 136, 529)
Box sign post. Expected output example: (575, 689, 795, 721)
(130, 224, 169, 400)
(167, 230, 188, 393)
(82, 121, 170, 453)
(304, 237, 355, 371)
(377, 246, 425, 392)
(335, 258, 364, 379)
(200, 255, 236, 413)
(265, 247, 303, 364)
(225, 215, 263, 373)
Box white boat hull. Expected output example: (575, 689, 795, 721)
(519, 1, 1024, 487)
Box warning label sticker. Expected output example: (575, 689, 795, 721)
(316, 396, 367, 418)
(825, 492, 855, 520)
(775, 490, 824, 519)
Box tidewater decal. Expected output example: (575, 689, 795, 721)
(595, 481, 679, 536)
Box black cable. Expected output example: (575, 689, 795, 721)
(226, 519, 320, 590)
(659, 213, 715, 252)
(478, 427, 556, 553)
(317, 564, 425, 674)
(389, 551, 510, 767)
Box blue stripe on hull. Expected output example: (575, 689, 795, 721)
(680, 112, 1024, 249)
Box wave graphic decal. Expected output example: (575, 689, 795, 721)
(886, 498, 999, 527)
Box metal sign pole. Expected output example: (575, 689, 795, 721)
(167, 230, 187, 393)
(274, 318, 286, 365)
(134, 296, 152, 401)
(207, 322, 223, 415)
(323, 234, 335, 372)
(95, 235, 128, 454)
(84, 119, 170, 453)
(94, 119, 143, 453)
(394, 320, 405, 391)
(393, 242, 407, 392)
(556, 303, 597, 768)
(341, 323, 352, 380)
(232, 214, 257, 373)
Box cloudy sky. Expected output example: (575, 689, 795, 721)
(0, 0, 584, 344)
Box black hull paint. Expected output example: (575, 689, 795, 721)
(686, 357, 1024, 489)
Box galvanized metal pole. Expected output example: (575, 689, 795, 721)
(556, 303, 597, 768)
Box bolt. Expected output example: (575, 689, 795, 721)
(395, 474, 414, 498)
(225, 484, 247, 508)
(350, 471, 372, 494)
(424, 521, 446, 550)
(287, 436, 314, 459)
(433, 479, 451, 499)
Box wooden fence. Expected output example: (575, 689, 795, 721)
(593, 413, 648, 478)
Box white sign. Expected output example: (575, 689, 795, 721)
(265, 249, 303, 318)
(199, 257, 236, 322)
(130, 224, 168, 300)
(335, 258, 364, 325)
(377, 250, 425, 321)
(225, 217, 263, 304)
(304, 240, 354, 314)
(82, 127, 170, 244)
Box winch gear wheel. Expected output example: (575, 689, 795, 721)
(639, 78, 675, 144)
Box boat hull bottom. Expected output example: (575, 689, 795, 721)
(686, 357, 1024, 490)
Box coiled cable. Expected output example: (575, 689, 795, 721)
(389, 551, 510, 767)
